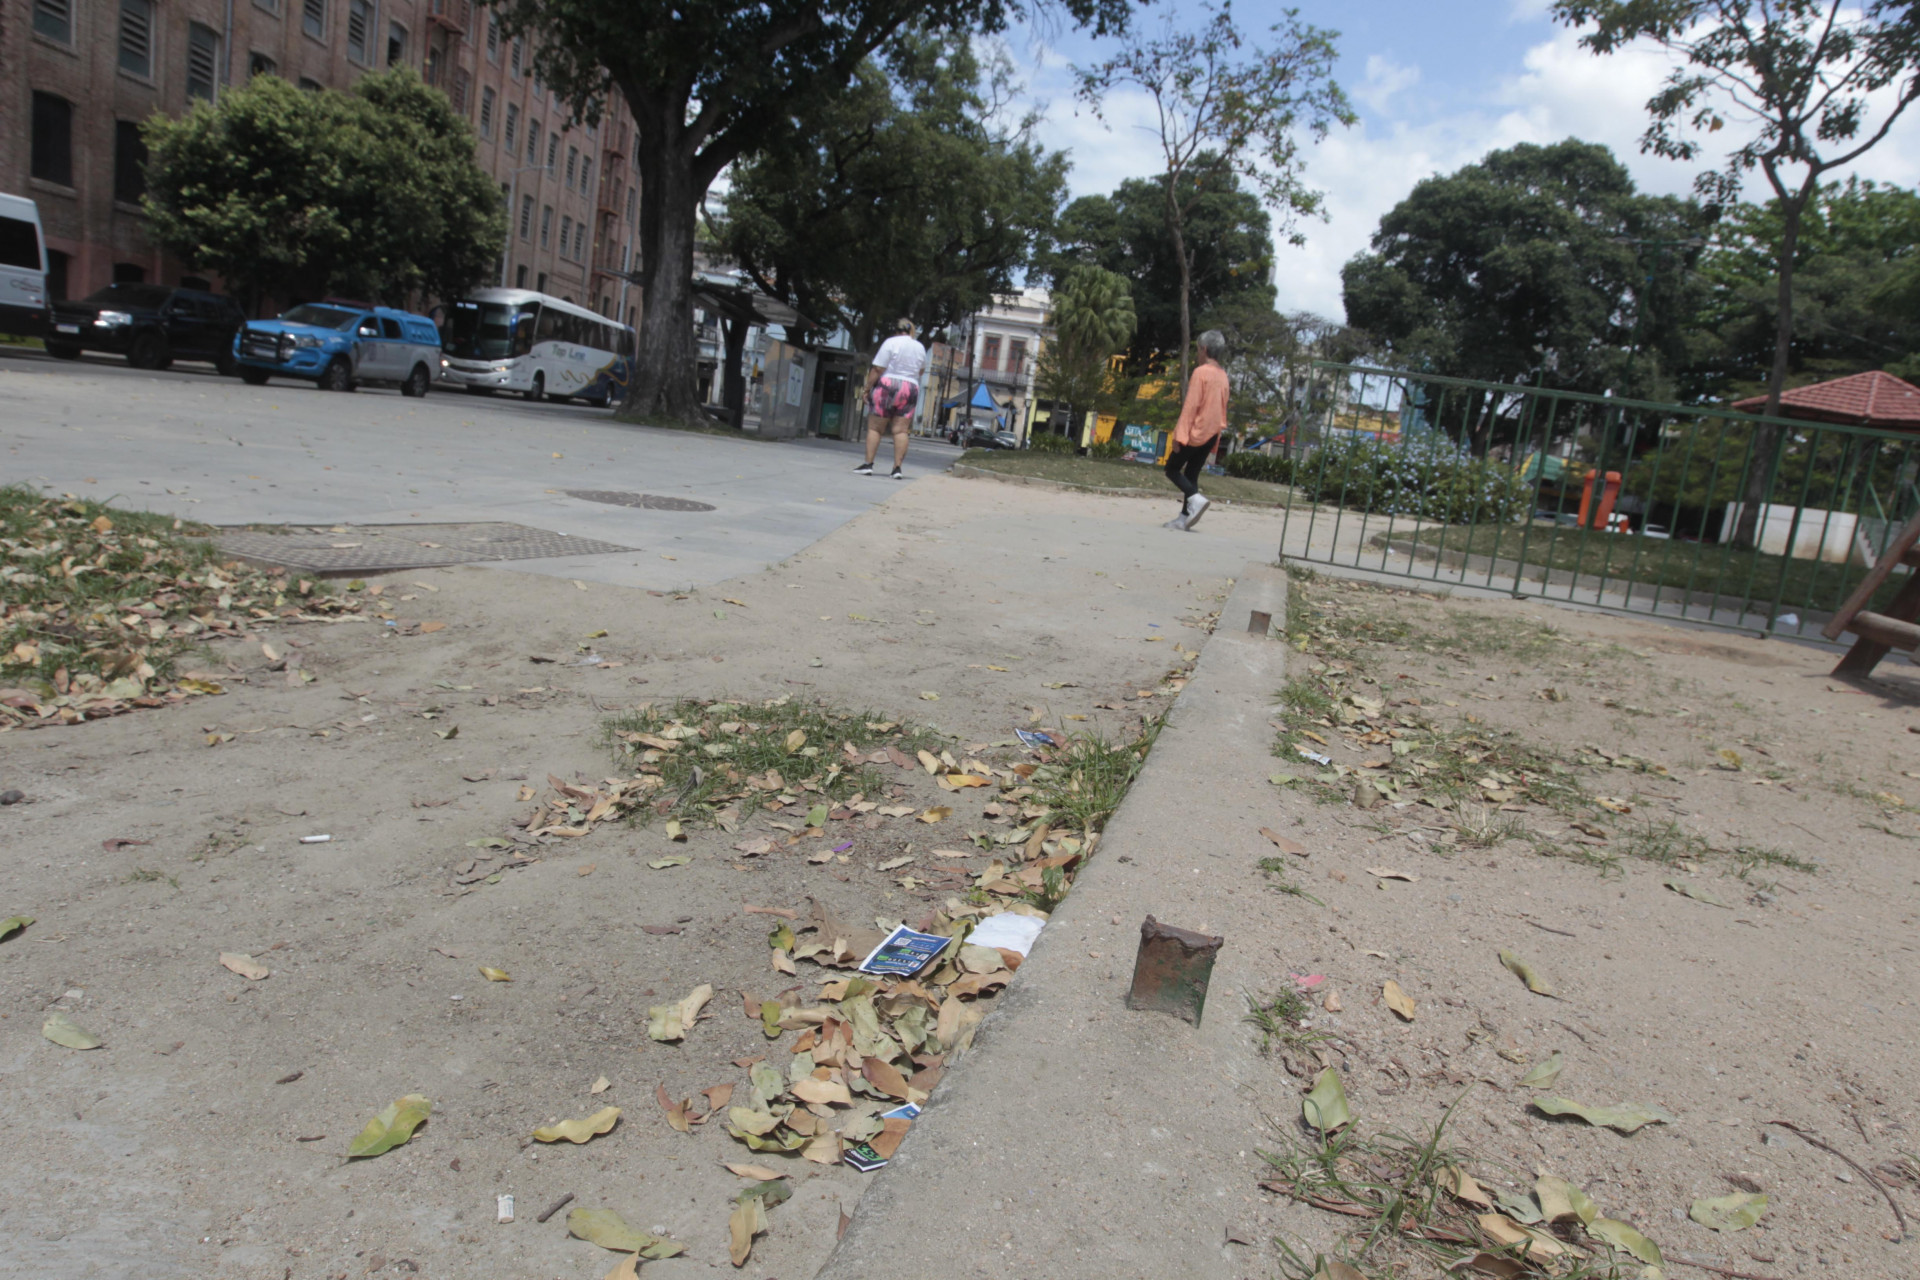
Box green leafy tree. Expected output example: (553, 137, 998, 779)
(1551, 0, 1920, 544)
(1694, 179, 1920, 397)
(1043, 158, 1278, 370)
(1201, 304, 1364, 448)
(1034, 264, 1137, 431)
(142, 70, 503, 310)
(1341, 139, 1713, 446)
(715, 33, 1066, 353)
(1075, 1, 1353, 392)
(487, 0, 1132, 425)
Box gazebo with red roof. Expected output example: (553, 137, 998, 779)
(1732, 369, 1920, 431)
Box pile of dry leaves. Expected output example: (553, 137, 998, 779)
(0, 486, 358, 729)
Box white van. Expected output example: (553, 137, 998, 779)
(0, 193, 49, 339)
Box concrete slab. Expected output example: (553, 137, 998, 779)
(817, 564, 1298, 1280)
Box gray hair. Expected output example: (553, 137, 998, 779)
(1198, 329, 1227, 361)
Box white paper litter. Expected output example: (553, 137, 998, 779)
(967, 912, 1045, 957)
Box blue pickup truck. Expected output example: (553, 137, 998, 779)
(233, 301, 442, 395)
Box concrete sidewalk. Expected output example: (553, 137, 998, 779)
(818, 563, 1304, 1280)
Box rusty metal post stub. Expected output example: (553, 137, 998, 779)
(1125, 915, 1224, 1026)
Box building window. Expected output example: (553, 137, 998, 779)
(626, 188, 636, 224)
(504, 104, 519, 152)
(573, 222, 586, 259)
(33, 0, 74, 44)
(1008, 339, 1027, 377)
(565, 146, 577, 189)
(527, 119, 541, 165)
(519, 195, 534, 240)
(346, 0, 371, 62)
(479, 87, 495, 138)
(536, 271, 547, 293)
(541, 206, 553, 248)
(119, 0, 155, 78)
(510, 37, 523, 77)
(546, 133, 558, 168)
(486, 14, 499, 62)
(186, 24, 220, 100)
(249, 50, 278, 78)
(114, 120, 148, 203)
(302, 0, 326, 41)
(580, 158, 592, 197)
(516, 264, 528, 288)
(981, 335, 1001, 373)
(387, 22, 407, 66)
(254, 0, 279, 13)
(31, 93, 73, 187)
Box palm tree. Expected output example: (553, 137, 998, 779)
(1036, 266, 1137, 442)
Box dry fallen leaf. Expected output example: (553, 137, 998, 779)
(479, 966, 512, 982)
(725, 1162, 785, 1180)
(647, 983, 714, 1042)
(1261, 827, 1307, 857)
(917, 806, 952, 824)
(1531, 1097, 1674, 1133)
(533, 1106, 621, 1144)
(1382, 980, 1416, 1021)
(219, 952, 270, 980)
(348, 1094, 432, 1159)
(590, 1076, 611, 1094)
(1436, 1165, 1492, 1208)
(42, 1011, 102, 1050)
(1498, 949, 1555, 996)
(1365, 867, 1418, 882)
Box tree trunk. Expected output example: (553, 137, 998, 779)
(1170, 202, 1192, 397)
(721, 312, 748, 431)
(1733, 189, 1806, 549)
(618, 100, 701, 425)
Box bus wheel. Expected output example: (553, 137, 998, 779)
(523, 372, 544, 402)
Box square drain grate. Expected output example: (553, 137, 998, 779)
(215, 522, 636, 574)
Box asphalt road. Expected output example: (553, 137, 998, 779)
(0, 344, 964, 589)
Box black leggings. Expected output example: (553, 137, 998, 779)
(1165, 442, 1211, 509)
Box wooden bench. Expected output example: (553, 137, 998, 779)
(1823, 510, 1920, 675)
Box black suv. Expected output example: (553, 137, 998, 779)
(46, 284, 245, 373)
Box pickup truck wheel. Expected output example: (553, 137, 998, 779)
(239, 368, 270, 386)
(401, 363, 431, 398)
(319, 357, 353, 393)
(128, 330, 168, 370)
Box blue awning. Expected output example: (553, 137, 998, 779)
(942, 383, 1003, 412)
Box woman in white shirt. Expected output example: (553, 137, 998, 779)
(854, 319, 927, 479)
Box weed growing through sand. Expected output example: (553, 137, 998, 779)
(123, 868, 179, 888)
(600, 696, 937, 819)
(1620, 818, 1710, 865)
(1243, 987, 1325, 1054)
(1258, 856, 1327, 904)
(1030, 717, 1163, 835)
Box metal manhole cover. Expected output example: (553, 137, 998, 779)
(214, 522, 635, 574)
(566, 489, 715, 512)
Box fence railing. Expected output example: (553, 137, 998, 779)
(1270, 364, 1920, 639)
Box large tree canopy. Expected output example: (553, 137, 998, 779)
(142, 70, 503, 310)
(714, 33, 1066, 354)
(1042, 156, 1276, 371)
(1341, 139, 1711, 401)
(489, 0, 1134, 423)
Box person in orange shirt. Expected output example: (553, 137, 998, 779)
(1165, 329, 1229, 531)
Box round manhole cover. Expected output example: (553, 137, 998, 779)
(565, 489, 715, 512)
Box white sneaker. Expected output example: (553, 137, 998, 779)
(1163, 514, 1190, 531)
(1184, 494, 1211, 528)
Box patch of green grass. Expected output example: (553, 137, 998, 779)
(1619, 817, 1711, 865)
(1734, 843, 1818, 876)
(1021, 864, 1071, 913)
(600, 696, 938, 821)
(123, 868, 179, 888)
(1029, 717, 1162, 836)
(1257, 856, 1327, 904)
(957, 448, 1297, 507)
(1244, 987, 1326, 1053)
(1280, 677, 1334, 718)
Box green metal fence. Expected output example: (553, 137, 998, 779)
(1272, 364, 1920, 640)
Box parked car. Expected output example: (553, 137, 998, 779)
(46, 283, 244, 371)
(0, 192, 49, 339)
(962, 425, 1011, 449)
(993, 430, 1019, 449)
(233, 301, 440, 395)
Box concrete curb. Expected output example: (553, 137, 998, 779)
(815, 563, 1293, 1280)
(950, 460, 1285, 509)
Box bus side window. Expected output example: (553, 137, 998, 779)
(535, 306, 562, 346)
(513, 307, 537, 357)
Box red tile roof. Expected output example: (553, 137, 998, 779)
(1732, 370, 1920, 429)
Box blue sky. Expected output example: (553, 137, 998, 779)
(1000, 0, 1920, 318)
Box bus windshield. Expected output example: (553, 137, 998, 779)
(444, 300, 537, 360)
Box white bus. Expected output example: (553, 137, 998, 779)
(438, 288, 636, 406)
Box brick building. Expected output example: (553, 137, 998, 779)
(3, 0, 641, 318)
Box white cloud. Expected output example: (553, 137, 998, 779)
(1354, 55, 1420, 115)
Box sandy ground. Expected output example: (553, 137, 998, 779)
(1240, 572, 1920, 1280)
(0, 476, 1268, 1280)
(7, 469, 1919, 1280)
